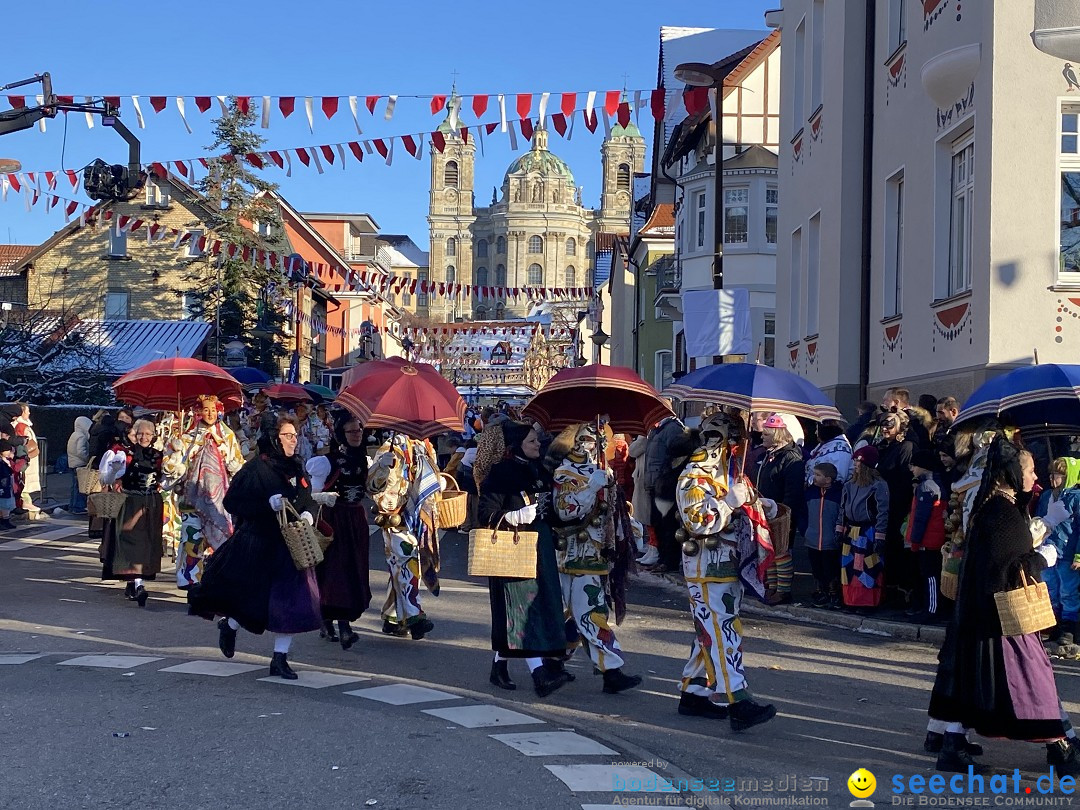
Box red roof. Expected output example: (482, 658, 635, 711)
(641, 204, 675, 234)
(0, 245, 33, 277)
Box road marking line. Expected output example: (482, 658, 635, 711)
(546, 764, 671, 792)
(345, 683, 460, 705)
(158, 660, 265, 677)
(490, 731, 617, 756)
(58, 655, 163, 669)
(422, 704, 545, 728)
(257, 671, 370, 689)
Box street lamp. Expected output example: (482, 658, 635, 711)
(674, 60, 727, 292)
(590, 327, 609, 365)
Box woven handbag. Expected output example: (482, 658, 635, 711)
(77, 457, 102, 495)
(995, 569, 1056, 637)
(435, 472, 468, 529)
(89, 490, 126, 520)
(468, 517, 538, 578)
(767, 503, 792, 556)
(279, 501, 324, 571)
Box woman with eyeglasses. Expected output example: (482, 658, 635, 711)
(309, 416, 372, 649)
(97, 418, 164, 607)
(190, 412, 324, 680)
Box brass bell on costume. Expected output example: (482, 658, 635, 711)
(554, 536, 568, 551)
(577, 530, 590, 542)
(682, 539, 700, 556)
(590, 516, 603, 528)
(674, 528, 689, 542)
(388, 514, 402, 528)
(704, 536, 720, 551)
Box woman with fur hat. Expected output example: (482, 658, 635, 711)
(478, 420, 572, 698)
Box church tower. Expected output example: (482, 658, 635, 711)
(597, 117, 647, 234)
(427, 94, 476, 322)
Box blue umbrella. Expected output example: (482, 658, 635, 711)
(956, 364, 1080, 431)
(665, 362, 843, 422)
(227, 366, 271, 388)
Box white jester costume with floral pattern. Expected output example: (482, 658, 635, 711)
(552, 424, 625, 673)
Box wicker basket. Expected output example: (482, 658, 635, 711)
(940, 570, 959, 601)
(89, 490, 126, 520)
(995, 569, 1056, 637)
(767, 503, 792, 556)
(279, 501, 325, 571)
(468, 520, 538, 578)
(435, 472, 468, 529)
(77, 457, 102, 495)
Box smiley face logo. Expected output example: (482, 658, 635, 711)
(848, 768, 877, 799)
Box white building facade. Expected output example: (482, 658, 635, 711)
(775, 0, 1080, 413)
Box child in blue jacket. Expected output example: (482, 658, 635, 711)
(1036, 456, 1080, 657)
(801, 462, 843, 608)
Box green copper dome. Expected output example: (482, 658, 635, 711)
(503, 130, 574, 184)
(611, 120, 642, 138)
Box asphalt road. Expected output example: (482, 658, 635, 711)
(3, 514, 1080, 810)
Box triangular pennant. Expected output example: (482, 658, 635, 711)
(295, 148, 311, 167)
(472, 94, 489, 118)
(430, 130, 446, 153)
(320, 144, 335, 164)
(605, 90, 621, 117)
(583, 109, 598, 133)
(348, 141, 364, 162)
(551, 113, 567, 137)
(561, 92, 576, 118)
(149, 96, 167, 113)
(321, 96, 338, 119)
(365, 95, 379, 114)
(617, 101, 631, 128)
(279, 96, 295, 118)
(195, 96, 212, 113)
(430, 95, 447, 115)
(236, 96, 251, 115)
(516, 93, 532, 120)
(519, 117, 534, 141)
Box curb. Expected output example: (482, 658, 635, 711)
(635, 570, 946, 645)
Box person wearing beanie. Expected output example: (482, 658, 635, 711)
(905, 449, 948, 623)
(838, 445, 890, 610)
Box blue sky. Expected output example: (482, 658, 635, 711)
(0, 0, 774, 248)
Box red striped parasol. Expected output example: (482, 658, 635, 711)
(522, 365, 673, 435)
(263, 383, 313, 404)
(336, 357, 467, 439)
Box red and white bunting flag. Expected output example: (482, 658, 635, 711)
(304, 97, 314, 133)
(261, 96, 271, 128)
(604, 90, 620, 118)
(430, 130, 445, 153)
(320, 144, 335, 165)
(520, 117, 534, 141)
(516, 93, 532, 121)
(268, 151, 284, 169)
(295, 148, 311, 168)
(130, 96, 145, 128)
(560, 92, 576, 118)
(43, 171, 55, 189)
(551, 113, 567, 137)
(195, 96, 212, 113)
(173, 161, 189, 178)
(64, 199, 78, 218)
(651, 88, 665, 120)
(373, 139, 389, 160)
(348, 96, 362, 134)
(384, 95, 397, 120)
(430, 95, 447, 115)
(365, 96, 379, 115)
(617, 101, 631, 128)
(310, 147, 324, 174)
(235, 96, 251, 116)
(348, 141, 364, 162)
(472, 94, 489, 119)
(322, 96, 338, 119)
(246, 153, 264, 168)
(583, 109, 598, 133)
(279, 96, 295, 118)
(684, 86, 709, 116)
(7, 95, 24, 109)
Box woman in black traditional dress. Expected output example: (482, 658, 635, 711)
(98, 419, 163, 607)
(313, 416, 372, 649)
(930, 438, 1080, 773)
(189, 412, 322, 680)
(477, 420, 572, 697)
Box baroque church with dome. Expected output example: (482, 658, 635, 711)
(425, 108, 646, 321)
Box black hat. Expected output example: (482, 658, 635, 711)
(501, 420, 533, 453)
(911, 449, 941, 472)
(0, 439, 12, 453)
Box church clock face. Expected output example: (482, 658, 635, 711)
(445, 188, 458, 203)
(616, 191, 630, 207)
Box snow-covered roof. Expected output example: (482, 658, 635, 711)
(376, 244, 418, 270)
(378, 234, 429, 268)
(88, 319, 214, 374)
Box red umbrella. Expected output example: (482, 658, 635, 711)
(522, 365, 674, 435)
(336, 357, 467, 439)
(263, 383, 313, 404)
(112, 358, 244, 412)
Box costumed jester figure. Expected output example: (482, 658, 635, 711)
(674, 411, 778, 731)
(552, 423, 642, 694)
(163, 395, 244, 589)
(367, 434, 441, 640)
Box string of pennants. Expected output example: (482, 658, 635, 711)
(0, 187, 601, 305)
(4, 95, 680, 190)
(402, 325, 574, 339)
(3, 87, 718, 135)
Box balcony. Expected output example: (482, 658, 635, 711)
(651, 255, 682, 320)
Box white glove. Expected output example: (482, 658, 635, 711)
(300, 511, 314, 526)
(312, 491, 339, 507)
(588, 469, 611, 491)
(759, 497, 778, 519)
(268, 494, 285, 512)
(1039, 543, 1060, 568)
(723, 481, 750, 509)
(109, 456, 124, 468)
(1044, 498, 1071, 530)
(505, 504, 538, 527)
